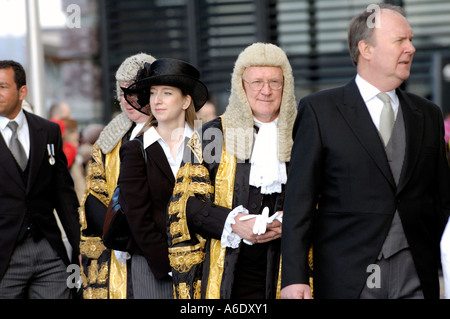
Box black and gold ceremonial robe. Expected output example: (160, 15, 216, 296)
(79, 140, 128, 299)
(168, 117, 282, 299)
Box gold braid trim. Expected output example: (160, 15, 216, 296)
(189, 130, 203, 164)
(168, 130, 214, 299)
(205, 128, 236, 299)
(168, 130, 213, 245)
(80, 236, 107, 259)
(86, 144, 109, 205)
(193, 280, 202, 299)
(168, 235, 206, 273)
(80, 142, 121, 224)
(176, 161, 209, 179)
(175, 280, 202, 299)
(104, 142, 122, 199)
(79, 144, 109, 231)
(79, 141, 127, 299)
(109, 250, 128, 299)
(276, 257, 282, 299)
(83, 287, 108, 299)
(176, 283, 190, 299)
(309, 245, 314, 298)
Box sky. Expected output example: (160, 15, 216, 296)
(0, 0, 66, 37)
(0, 0, 66, 63)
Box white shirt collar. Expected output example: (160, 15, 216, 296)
(253, 116, 278, 129)
(143, 122, 194, 178)
(0, 109, 30, 156)
(355, 74, 398, 106)
(0, 109, 26, 130)
(143, 122, 194, 149)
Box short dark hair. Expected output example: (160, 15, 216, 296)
(348, 4, 406, 65)
(0, 60, 27, 89)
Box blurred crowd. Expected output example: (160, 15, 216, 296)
(47, 101, 104, 202)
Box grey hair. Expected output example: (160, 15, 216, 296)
(348, 3, 405, 65)
(115, 52, 156, 101)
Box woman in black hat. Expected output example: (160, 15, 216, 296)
(117, 58, 208, 298)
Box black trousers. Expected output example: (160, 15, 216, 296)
(231, 242, 268, 299)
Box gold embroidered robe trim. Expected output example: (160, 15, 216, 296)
(83, 287, 108, 299)
(80, 236, 107, 259)
(168, 126, 215, 298)
(79, 144, 110, 231)
(104, 142, 121, 199)
(169, 131, 213, 244)
(168, 118, 239, 299)
(168, 235, 206, 273)
(79, 141, 127, 299)
(175, 280, 202, 299)
(205, 133, 236, 299)
(109, 251, 128, 299)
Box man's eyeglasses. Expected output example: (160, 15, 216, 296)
(242, 78, 284, 91)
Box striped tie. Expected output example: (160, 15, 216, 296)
(7, 121, 27, 171)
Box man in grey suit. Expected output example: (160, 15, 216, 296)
(281, 4, 450, 299)
(0, 60, 80, 298)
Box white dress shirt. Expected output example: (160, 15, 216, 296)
(355, 74, 399, 130)
(143, 123, 194, 178)
(0, 109, 30, 158)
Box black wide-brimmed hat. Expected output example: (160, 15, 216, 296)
(121, 58, 208, 115)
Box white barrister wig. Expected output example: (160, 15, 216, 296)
(221, 42, 297, 162)
(96, 53, 156, 154)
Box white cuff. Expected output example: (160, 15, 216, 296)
(221, 205, 248, 248)
(113, 250, 131, 266)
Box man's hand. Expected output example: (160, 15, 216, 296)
(255, 219, 282, 243)
(231, 213, 258, 243)
(281, 284, 312, 299)
(231, 211, 282, 244)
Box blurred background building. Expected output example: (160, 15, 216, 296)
(1, 0, 449, 127)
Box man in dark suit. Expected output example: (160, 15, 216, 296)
(281, 4, 450, 299)
(0, 60, 80, 298)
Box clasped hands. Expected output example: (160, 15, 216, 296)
(231, 206, 282, 244)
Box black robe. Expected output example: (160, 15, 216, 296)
(168, 117, 283, 299)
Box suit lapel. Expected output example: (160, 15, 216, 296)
(147, 142, 175, 184)
(336, 79, 396, 189)
(25, 112, 47, 193)
(395, 89, 423, 195)
(0, 130, 25, 190)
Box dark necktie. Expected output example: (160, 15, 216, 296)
(377, 92, 395, 146)
(7, 121, 27, 171)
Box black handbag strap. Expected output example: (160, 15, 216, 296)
(133, 137, 147, 164)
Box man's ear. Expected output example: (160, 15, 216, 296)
(358, 39, 374, 63)
(19, 85, 28, 101)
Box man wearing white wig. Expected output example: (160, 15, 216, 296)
(168, 42, 297, 299)
(79, 52, 155, 299)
